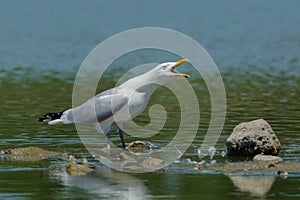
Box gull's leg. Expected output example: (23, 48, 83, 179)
(106, 132, 111, 149)
(95, 123, 112, 150)
(119, 129, 126, 149)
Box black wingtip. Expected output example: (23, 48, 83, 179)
(38, 111, 64, 122)
(38, 117, 47, 122)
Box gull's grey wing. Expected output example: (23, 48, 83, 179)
(65, 88, 128, 123)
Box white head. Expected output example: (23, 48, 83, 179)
(151, 58, 190, 82)
(120, 59, 190, 91)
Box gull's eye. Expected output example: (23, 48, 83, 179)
(162, 65, 168, 70)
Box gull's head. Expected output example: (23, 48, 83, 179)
(153, 59, 190, 81)
(121, 59, 190, 89)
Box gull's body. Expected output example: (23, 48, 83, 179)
(39, 59, 189, 148)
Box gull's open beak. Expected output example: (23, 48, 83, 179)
(173, 58, 190, 78)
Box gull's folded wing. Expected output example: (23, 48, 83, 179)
(64, 89, 129, 123)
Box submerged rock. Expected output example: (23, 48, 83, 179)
(226, 119, 281, 157)
(141, 157, 164, 167)
(197, 161, 300, 174)
(127, 141, 160, 154)
(66, 163, 94, 176)
(120, 152, 130, 160)
(4, 146, 59, 161)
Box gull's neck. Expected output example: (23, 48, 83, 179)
(119, 69, 163, 94)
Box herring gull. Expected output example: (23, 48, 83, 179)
(39, 59, 190, 149)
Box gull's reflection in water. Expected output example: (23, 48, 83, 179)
(56, 165, 149, 200)
(228, 173, 275, 197)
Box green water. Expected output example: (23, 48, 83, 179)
(1, 0, 300, 199)
(1, 69, 299, 199)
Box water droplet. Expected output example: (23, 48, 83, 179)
(221, 151, 226, 157)
(198, 160, 205, 165)
(82, 158, 88, 164)
(173, 160, 180, 164)
(208, 146, 216, 160)
(197, 148, 201, 157)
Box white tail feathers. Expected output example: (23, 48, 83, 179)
(48, 119, 64, 125)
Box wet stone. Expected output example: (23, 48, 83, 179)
(4, 146, 60, 161)
(66, 163, 94, 176)
(226, 119, 281, 157)
(253, 154, 284, 165)
(127, 141, 159, 154)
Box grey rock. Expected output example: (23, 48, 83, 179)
(226, 119, 281, 156)
(253, 154, 284, 165)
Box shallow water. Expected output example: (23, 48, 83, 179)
(1, 0, 300, 199)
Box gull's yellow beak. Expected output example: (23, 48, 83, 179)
(173, 58, 190, 78)
(174, 58, 189, 67)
